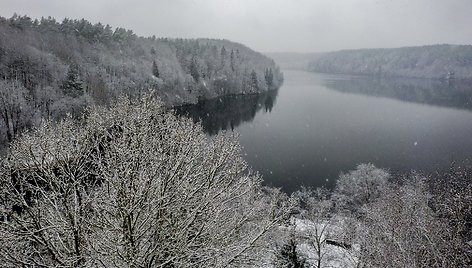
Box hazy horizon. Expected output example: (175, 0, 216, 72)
(264, 43, 472, 54)
(2, 0, 472, 53)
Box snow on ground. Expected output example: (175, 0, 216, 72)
(292, 217, 360, 268)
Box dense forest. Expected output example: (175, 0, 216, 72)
(0, 14, 283, 145)
(307, 44, 472, 79)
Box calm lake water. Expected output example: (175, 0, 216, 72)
(176, 70, 472, 192)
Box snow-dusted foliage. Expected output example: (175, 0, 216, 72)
(0, 95, 289, 267)
(358, 177, 464, 267)
(332, 163, 389, 213)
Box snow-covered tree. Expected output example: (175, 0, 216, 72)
(358, 178, 455, 267)
(332, 163, 389, 213)
(62, 64, 83, 97)
(0, 95, 289, 267)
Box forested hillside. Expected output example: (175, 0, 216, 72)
(308, 44, 472, 79)
(0, 14, 283, 144)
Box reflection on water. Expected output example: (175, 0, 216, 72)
(174, 90, 279, 135)
(324, 76, 472, 111)
(174, 70, 472, 193)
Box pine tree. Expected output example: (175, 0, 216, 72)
(265, 68, 274, 89)
(275, 239, 306, 268)
(62, 64, 83, 97)
(230, 49, 235, 72)
(250, 70, 259, 92)
(190, 57, 200, 81)
(220, 46, 227, 69)
(152, 60, 159, 77)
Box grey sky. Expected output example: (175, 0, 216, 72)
(1, 0, 472, 53)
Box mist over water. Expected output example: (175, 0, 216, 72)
(178, 70, 472, 192)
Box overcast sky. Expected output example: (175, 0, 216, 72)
(1, 0, 472, 53)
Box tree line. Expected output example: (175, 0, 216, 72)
(307, 44, 472, 79)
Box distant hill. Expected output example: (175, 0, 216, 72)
(264, 52, 320, 70)
(307, 44, 472, 79)
(0, 14, 283, 144)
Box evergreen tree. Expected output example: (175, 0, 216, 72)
(190, 57, 200, 81)
(230, 49, 235, 72)
(265, 68, 274, 89)
(250, 70, 259, 92)
(220, 46, 227, 69)
(152, 60, 159, 77)
(275, 239, 306, 268)
(62, 65, 83, 97)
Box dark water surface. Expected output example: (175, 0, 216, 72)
(176, 70, 472, 192)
